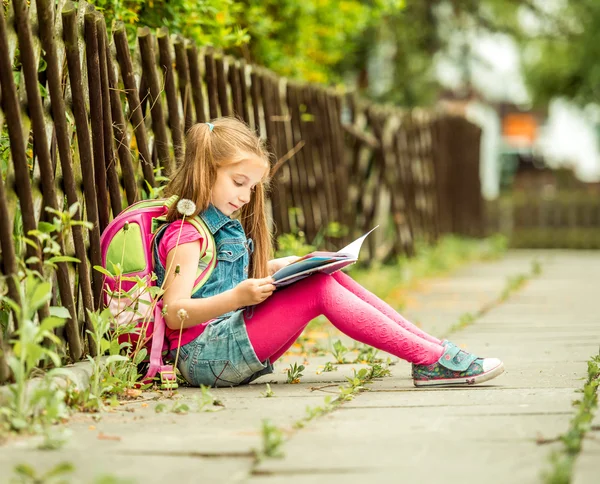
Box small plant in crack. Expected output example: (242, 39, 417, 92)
(331, 339, 350, 364)
(262, 383, 275, 398)
(256, 419, 285, 460)
(286, 363, 305, 384)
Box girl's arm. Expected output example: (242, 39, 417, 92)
(161, 241, 238, 329)
(162, 241, 275, 330)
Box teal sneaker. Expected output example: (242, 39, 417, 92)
(412, 342, 504, 387)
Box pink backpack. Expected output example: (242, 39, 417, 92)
(99, 195, 216, 389)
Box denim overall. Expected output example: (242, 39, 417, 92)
(154, 204, 273, 387)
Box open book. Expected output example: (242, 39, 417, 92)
(272, 226, 378, 288)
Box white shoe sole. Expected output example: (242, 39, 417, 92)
(413, 362, 505, 387)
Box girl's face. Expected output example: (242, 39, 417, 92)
(211, 154, 268, 216)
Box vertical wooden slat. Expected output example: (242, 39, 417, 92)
(0, 5, 39, 326)
(173, 37, 194, 132)
(204, 50, 219, 119)
(237, 60, 251, 125)
(84, 9, 109, 232)
(269, 75, 293, 233)
(138, 26, 173, 177)
(63, 2, 103, 309)
(298, 85, 327, 231)
(157, 28, 184, 165)
(365, 107, 386, 259)
(307, 86, 336, 223)
(96, 12, 122, 218)
(186, 42, 206, 124)
(286, 82, 316, 240)
(249, 69, 262, 135)
(330, 92, 350, 232)
(36, 0, 97, 354)
(214, 55, 230, 117)
(113, 23, 156, 188)
(15, 0, 81, 358)
(102, 20, 138, 205)
(0, 6, 22, 352)
(228, 59, 243, 120)
(259, 71, 289, 235)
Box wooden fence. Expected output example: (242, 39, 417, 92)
(0, 0, 483, 380)
(486, 193, 600, 249)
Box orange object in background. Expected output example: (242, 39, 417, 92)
(503, 113, 538, 147)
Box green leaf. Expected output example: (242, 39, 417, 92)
(49, 306, 71, 319)
(105, 355, 128, 365)
(109, 338, 122, 356)
(134, 348, 147, 364)
(68, 202, 80, 218)
(29, 280, 52, 314)
(40, 316, 67, 333)
(43, 461, 75, 478)
(13, 463, 36, 477)
(100, 339, 111, 354)
(47, 256, 81, 264)
(22, 236, 39, 251)
(42, 348, 63, 367)
(37, 221, 57, 233)
(0, 296, 20, 317)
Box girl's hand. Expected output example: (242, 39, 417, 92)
(234, 277, 276, 306)
(268, 256, 301, 276)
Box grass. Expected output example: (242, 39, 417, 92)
(542, 353, 600, 484)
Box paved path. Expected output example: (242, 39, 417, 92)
(1, 250, 598, 484)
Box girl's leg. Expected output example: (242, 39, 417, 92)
(331, 272, 441, 345)
(245, 274, 444, 365)
(269, 329, 304, 362)
(264, 272, 442, 363)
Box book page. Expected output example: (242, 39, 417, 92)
(336, 225, 379, 259)
(272, 226, 378, 286)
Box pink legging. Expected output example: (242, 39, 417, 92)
(244, 272, 444, 366)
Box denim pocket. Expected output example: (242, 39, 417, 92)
(215, 241, 246, 286)
(191, 359, 243, 388)
(176, 344, 191, 363)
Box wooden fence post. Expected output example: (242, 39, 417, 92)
(15, 0, 81, 359)
(63, 2, 103, 309)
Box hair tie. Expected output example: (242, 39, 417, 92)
(206, 122, 214, 132)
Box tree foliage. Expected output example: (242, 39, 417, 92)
(92, 0, 600, 107)
(521, 0, 600, 106)
(93, 0, 404, 84)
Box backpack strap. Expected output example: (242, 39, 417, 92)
(144, 301, 177, 389)
(187, 216, 217, 293)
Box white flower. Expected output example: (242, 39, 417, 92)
(176, 198, 196, 217)
(177, 308, 189, 321)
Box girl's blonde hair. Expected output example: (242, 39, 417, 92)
(165, 117, 272, 279)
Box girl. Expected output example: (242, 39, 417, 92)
(158, 117, 505, 388)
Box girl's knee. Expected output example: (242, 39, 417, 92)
(309, 273, 336, 289)
(293, 273, 336, 299)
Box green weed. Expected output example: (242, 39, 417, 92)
(331, 339, 350, 364)
(354, 345, 383, 364)
(256, 419, 285, 460)
(542, 353, 600, 483)
(0, 274, 70, 436)
(262, 383, 275, 397)
(286, 363, 305, 384)
(12, 461, 74, 484)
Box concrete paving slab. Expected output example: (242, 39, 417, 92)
(2, 250, 598, 484)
